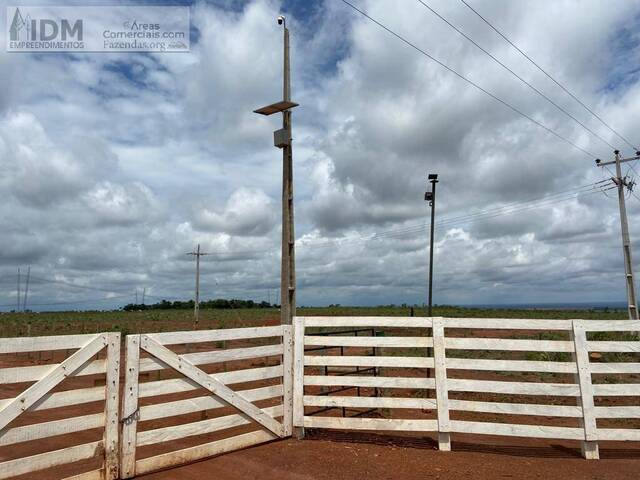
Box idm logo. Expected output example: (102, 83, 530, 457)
(9, 7, 83, 42)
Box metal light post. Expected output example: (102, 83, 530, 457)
(425, 174, 438, 317)
(254, 16, 298, 328)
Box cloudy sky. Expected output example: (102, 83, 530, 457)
(1, 0, 640, 311)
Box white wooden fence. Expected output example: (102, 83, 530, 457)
(0, 318, 637, 479)
(0, 332, 120, 480)
(120, 325, 292, 478)
(293, 317, 640, 459)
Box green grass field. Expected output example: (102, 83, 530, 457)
(0, 305, 630, 338)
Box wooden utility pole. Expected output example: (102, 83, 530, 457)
(187, 244, 209, 329)
(596, 150, 640, 320)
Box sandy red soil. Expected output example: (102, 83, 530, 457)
(138, 431, 640, 480)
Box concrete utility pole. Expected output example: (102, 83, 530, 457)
(16, 268, 21, 313)
(23, 266, 30, 312)
(187, 244, 209, 329)
(254, 14, 301, 440)
(280, 18, 296, 327)
(596, 149, 640, 320)
(254, 15, 299, 326)
(424, 174, 439, 316)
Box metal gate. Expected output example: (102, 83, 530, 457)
(0, 332, 120, 480)
(120, 325, 292, 478)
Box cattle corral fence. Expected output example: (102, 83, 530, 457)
(0, 317, 638, 479)
(294, 317, 640, 460)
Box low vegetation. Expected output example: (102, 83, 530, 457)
(0, 304, 630, 338)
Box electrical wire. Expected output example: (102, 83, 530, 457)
(193, 181, 610, 256)
(459, 0, 637, 152)
(29, 275, 131, 295)
(368, 185, 613, 241)
(0, 294, 132, 308)
(414, 0, 614, 152)
(0, 274, 186, 306)
(627, 161, 640, 181)
(285, 182, 610, 250)
(338, 0, 598, 158)
(372, 181, 608, 238)
(0, 182, 620, 307)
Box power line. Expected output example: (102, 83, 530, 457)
(0, 183, 615, 303)
(370, 185, 613, 241)
(459, 0, 637, 152)
(439, 185, 615, 227)
(347, 182, 608, 240)
(0, 183, 617, 309)
(436, 183, 606, 226)
(339, 0, 598, 158)
(0, 294, 132, 309)
(197, 182, 609, 256)
(293, 183, 609, 249)
(371, 181, 607, 239)
(626, 160, 640, 181)
(5, 274, 183, 303)
(414, 0, 614, 152)
(29, 275, 131, 295)
(143, 293, 187, 302)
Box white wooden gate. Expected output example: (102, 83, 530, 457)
(120, 325, 292, 478)
(0, 316, 636, 479)
(0, 332, 120, 480)
(293, 317, 640, 459)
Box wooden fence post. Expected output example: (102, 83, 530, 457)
(282, 325, 294, 437)
(121, 334, 140, 478)
(432, 317, 451, 451)
(293, 317, 305, 439)
(571, 320, 599, 460)
(104, 332, 121, 479)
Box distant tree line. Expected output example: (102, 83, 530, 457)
(123, 298, 276, 311)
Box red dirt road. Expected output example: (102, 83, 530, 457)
(138, 431, 640, 480)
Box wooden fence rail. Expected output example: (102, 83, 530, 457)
(293, 316, 640, 459)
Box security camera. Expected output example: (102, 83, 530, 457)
(277, 15, 285, 25)
(595, 158, 601, 164)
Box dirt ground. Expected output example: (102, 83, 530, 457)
(138, 431, 640, 480)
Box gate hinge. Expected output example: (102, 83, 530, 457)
(121, 408, 140, 425)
